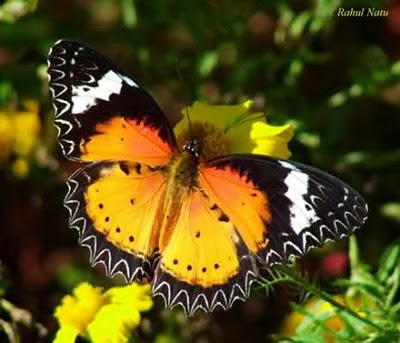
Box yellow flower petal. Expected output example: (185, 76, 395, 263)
(12, 110, 40, 156)
(0, 113, 14, 164)
(53, 326, 80, 343)
(280, 295, 354, 342)
(227, 115, 293, 159)
(54, 283, 153, 343)
(174, 100, 293, 159)
(88, 304, 141, 343)
(54, 283, 106, 335)
(105, 283, 153, 312)
(0, 100, 41, 174)
(174, 100, 254, 137)
(11, 159, 29, 178)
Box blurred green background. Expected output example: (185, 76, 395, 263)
(0, 0, 399, 342)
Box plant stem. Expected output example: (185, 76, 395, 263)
(277, 265, 384, 332)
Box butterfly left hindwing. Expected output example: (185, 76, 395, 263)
(65, 161, 166, 281)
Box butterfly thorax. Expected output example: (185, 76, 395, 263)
(176, 121, 229, 161)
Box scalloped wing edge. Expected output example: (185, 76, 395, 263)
(64, 163, 154, 283)
(263, 161, 369, 265)
(152, 247, 258, 316)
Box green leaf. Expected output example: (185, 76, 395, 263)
(121, 0, 137, 28)
(290, 12, 311, 39)
(380, 203, 400, 223)
(198, 51, 218, 77)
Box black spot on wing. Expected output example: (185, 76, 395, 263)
(64, 161, 158, 282)
(152, 233, 257, 316)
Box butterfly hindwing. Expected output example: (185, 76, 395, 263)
(48, 40, 177, 165)
(65, 161, 166, 281)
(200, 154, 368, 265)
(152, 189, 257, 315)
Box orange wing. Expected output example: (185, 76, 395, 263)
(65, 161, 166, 281)
(152, 189, 257, 315)
(79, 116, 174, 165)
(48, 40, 177, 165)
(199, 164, 271, 256)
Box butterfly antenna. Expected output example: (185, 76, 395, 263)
(225, 113, 266, 133)
(175, 58, 193, 139)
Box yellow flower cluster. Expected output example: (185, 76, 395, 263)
(54, 282, 153, 343)
(280, 295, 370, 343)
(0, 100, 41, 178)
(175, 100, 293, 159)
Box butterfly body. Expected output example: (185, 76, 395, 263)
(159, 150, 199, 247)
(48, 40, 368, 315)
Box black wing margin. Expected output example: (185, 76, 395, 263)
(204, 155, 368, 265)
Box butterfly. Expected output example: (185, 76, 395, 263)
(47, 40, 368, 316)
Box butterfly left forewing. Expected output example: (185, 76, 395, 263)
(200, 154, 368, 266)
(152, 189, 257, 315)
(48, 40, 177, 165)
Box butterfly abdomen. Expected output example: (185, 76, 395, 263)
(159, 151, 200, 249)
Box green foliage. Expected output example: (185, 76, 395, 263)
(0, 0, 37, 23)
(260, 237, 400, 342)
(0, 267, 47, 341)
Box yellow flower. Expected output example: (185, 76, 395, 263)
(0, 99, 40, 177)
(54, 283, 106, 342)
(174, 100, 293, 159)
(280, 295, 371, 343)
(12, 100, 40, 157)
(54, 282, 153, 343)
(0, 112, 13, 164)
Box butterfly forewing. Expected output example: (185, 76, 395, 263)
(48, 40, 177, 165)
(200, 154, 368, 265)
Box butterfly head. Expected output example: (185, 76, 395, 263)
(183, 139, 201, 158)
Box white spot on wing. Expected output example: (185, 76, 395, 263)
(279, 161, 319, 234)
(119, 73, 139, 87)
(71, 70, 123, 114)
